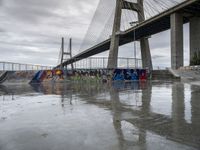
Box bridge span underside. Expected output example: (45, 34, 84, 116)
(58, 0, 200, 68)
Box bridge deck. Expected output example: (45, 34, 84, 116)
(58, 0, 200, 68)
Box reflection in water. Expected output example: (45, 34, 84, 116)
(172, 83, 185, 138)
(191, 85, 200, 144)
(0, 81, 200, 149)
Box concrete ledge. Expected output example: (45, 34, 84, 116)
(179, 66, 200, 71)
(177, 66, 200, 80)
(152, 69, 180, 80)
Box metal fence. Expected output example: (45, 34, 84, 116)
(0, 62, 53, 71)
(66, 57, 142, 69)
(179, 65, 200, 71)
(0, 57, 142, 71)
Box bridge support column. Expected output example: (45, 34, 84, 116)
(170, 13, 183, 69)
(191, 85, 200, 131)
(190, 17, 200, 65)
(138, 0, 153, 71)
(140, 37, 152, 71)
(172, 83, 185, 136)
(108, 0, 153, 70)
(107, 0, 122, 69)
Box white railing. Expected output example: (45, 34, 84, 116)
(65, 57, 142, 69)
(0, 61, 53, 71)
(179, 66, 200, 71)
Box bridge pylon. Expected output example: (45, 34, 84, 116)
(60, 37, 74, 70)
(107, 0, 153, 70)
(190, 16, 200, 66)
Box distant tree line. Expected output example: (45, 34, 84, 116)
(190, 51, 200, 66)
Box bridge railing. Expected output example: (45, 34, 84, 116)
(65, 57, 142, 69)
(0, 61, 53, 71)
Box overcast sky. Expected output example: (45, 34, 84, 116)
(0, 0, 190, 68)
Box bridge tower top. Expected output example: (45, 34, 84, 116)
(107, 0, 152, 70)
(60, 38, 74, 70)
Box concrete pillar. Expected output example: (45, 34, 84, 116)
(191, 85, 200, 133)
(171, 13, 183, 69)
(138, 81, 151, 148)
(138, 0, 153, 71)
(69, 38, 74, 70)
(60, 37, 65, 69)
(190, 17, 200, 65)
(108, 0, 153, 70)
(171, 83, 185, 135)
(140, 38, 153, 70)
(141, 81, 151, 115)
(110, 86, 125, 149)
(107, 0, 122, 69)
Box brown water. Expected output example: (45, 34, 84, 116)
(0, 81, 200, 150)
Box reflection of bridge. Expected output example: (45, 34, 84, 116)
(1, 82, 199, 148)
(60, 82, 200, 149)
(58, 0, 200, 70)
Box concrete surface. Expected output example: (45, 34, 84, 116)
(0, 81, 200, 150)
(0, 71, 36, 85)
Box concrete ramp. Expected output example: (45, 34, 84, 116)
(0, 71, 36, 84)
(152, 70, 180, 80)
(177, 69, 200, 80)
(156, 67, 200, 81)
(0, 71, 8, 84)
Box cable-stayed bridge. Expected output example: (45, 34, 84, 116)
(57, 0, 200, 70)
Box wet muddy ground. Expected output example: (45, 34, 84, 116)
(0, 81, 200, 150)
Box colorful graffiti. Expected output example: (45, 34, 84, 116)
(65, 69, 147, 82)
(0, 72, 8, 84)
(113, 69, 147, 81)
(30, 69, 148, 84)
(66, 69, 112, 82)
(30, 70, 64, 83)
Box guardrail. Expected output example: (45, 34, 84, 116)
(63, 57, 143, 69)
(0, 57, 142, 71)
(179, 66, 200, 71)
(0, 62, 53, 71)
(154, 66, 169, 70)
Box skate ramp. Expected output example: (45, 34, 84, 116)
(0, 71, 8, 84)
(0, 71, 37, 84)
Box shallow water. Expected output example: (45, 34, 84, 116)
(0, 81, 200, 150)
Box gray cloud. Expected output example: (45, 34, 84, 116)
(0, 0, 189, 68)
(0, 0, 99, 66)
(0, 28, 5, 32)
(3, 0, 64, 24)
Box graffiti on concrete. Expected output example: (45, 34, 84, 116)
(30, 69, 148, 83)
(113, 69, 147, 81)
(30, 70, 64, 83)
